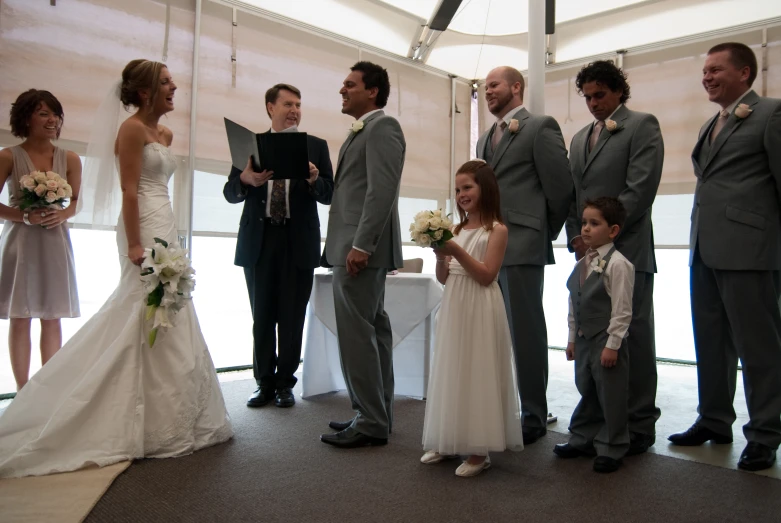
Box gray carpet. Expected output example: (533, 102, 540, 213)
(87, 379, 781, 523)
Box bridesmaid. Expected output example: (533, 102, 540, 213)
(0, 89, 82, 390)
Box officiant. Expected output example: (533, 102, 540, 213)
(223, 83, 334, 409)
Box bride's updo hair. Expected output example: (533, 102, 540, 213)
(120, 59, 167, 111)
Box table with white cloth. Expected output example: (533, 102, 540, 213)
(301, 272, 443, 399)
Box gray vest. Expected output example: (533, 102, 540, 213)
(566, 247, 616, 340)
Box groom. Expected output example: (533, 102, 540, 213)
(320, 61, 405, 448)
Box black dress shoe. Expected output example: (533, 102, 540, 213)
(329, 419, 354, 431)
(553, 443, 597, 459)
(275, 388, 295, 408)
(738, 442, 777, 471)
(247, 387, 274, 408)
(593, 456, 622, 473)
(320, 428, 388, 449)
(668, 424, 732, 446)
(627, 432, 656, 456)
(523, 427, 547, 445)
(329, 419, 392, 434)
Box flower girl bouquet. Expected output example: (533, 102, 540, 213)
(18, 170, 73, 210)
(410, 209, 454, 248)
(140, 238, 196, 347)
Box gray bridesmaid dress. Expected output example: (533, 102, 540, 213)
(0, 145, 79, 319)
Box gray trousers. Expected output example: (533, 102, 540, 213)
(499, 265, 547, 430)
(627, 272, 661, 436)
(332, 267, 394, 438)
(569, 333, 630, 460)
(691, 250, 781, 448)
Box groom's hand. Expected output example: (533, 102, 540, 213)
(239, 157, 273, 187)
(346, 248, 369, 276)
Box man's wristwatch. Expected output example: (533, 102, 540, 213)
(22, 211, 31, 226)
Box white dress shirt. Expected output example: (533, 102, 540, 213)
(497, 105, 524, 128)
(721, 88, 752, 116)
(589, 104, 623, 139)
(265, 127, 291, 219)
(567, 242, 635, 350)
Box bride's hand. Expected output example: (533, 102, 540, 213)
(128, 244, 145, 266)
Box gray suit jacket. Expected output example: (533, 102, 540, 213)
(323, 110, 405, 269)
(476, 107, 572, 266)
(565, 105, 664, 274)
(690, 90, 781, 270)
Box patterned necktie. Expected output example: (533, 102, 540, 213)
(270, 179, 286, 222)
(588, 120, 605, 153)
(580, 250, 599, 286)
(709, 109, 729, 144)
(491, 120, 507, 151)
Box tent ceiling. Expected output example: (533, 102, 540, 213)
(231, 0, 781, 79)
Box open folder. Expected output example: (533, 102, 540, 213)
(224, 118, 310, 180)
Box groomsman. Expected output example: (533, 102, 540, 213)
(320, 61, 405, 448)
(565, 60, 663, 455)
(476, 66, 572, 444)
(669, 42, 781, 472)
(223, 84, 334, 409)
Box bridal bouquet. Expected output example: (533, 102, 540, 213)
(18, 171, 73, 210)
(410, 209, 454, 248)
(140, 238, 196, 347)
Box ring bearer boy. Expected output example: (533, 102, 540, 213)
(555, 197, 634, 473)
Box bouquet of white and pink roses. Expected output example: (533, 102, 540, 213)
(410, 209, 454, 248)
(140, 237, 196, 347)
(18, 171, 73, 210)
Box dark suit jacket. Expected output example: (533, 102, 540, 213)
(223, 132, 334, 269)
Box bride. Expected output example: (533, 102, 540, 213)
(0, 59, 233, 478)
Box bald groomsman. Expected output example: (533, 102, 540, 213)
(476, 66, 573, 445)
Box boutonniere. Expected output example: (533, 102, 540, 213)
(508, 118, 520, 133)
(734, 103, 753, 119)
(350, 120, 364, 134)
(592, 258, 607, 274)
(604, 119, 621, 133)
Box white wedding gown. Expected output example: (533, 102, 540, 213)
(0, 142, 233, 478)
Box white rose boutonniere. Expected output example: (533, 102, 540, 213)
(351, 120, 365, 133)
(508, 118, 520, 133)
(592, 258, 607, 274)
(734, 103, 753, 119)
(605, 119, 620, 133)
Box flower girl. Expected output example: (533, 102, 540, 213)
(420, 160, 523, 477)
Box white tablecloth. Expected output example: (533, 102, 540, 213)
(301, 272, 442, 399)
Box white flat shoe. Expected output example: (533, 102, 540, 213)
(455, 457, 491, 477)
(421, 451, 458, 464)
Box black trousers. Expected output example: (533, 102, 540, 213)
(243, 222, 314, 389)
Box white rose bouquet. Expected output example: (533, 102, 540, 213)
(140, 237, 196, 347)
(18, 170, 73, 210)
(410, 209, 454, 248)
